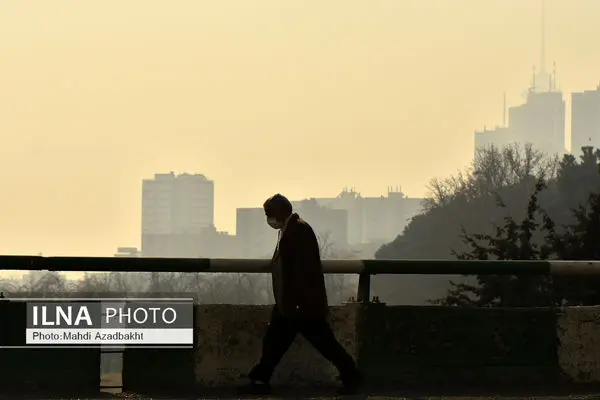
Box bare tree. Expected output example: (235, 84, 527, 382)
(317, 232, 359, 304)
(18, 271, 68, 295)
(423, 143, 558, 212)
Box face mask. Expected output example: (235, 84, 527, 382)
(267, 217, 283, 230)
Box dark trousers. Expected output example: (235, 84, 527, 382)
(248, 305, 358, 384)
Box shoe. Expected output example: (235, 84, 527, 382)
(337, 371, 364, 395)
(237, 380, 272, 395)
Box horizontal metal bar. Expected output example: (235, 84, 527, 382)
(363, 260, 600, 275)
(362, 259, 553, 275)
(0, 256, 366, 274)
(1, 255, 600, 275)
(0, 255, 213, 273)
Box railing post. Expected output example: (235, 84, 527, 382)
(357, 272, 371, 304)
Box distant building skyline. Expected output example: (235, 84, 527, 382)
(310, 187, 422, 245)
(132, 171, 425, 259)
(4, 1, 600, 258)
(473, 82, 600, 157)
(474, 1, 569, 158)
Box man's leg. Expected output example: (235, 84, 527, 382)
(299, 318, 363, 393)
(245, 306, 298, 386)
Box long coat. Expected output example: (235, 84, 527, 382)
(271, 213, 329, 319)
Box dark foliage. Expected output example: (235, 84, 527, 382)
(440, 179, 557, 307)
(376, 144, 559, 260)
(439, 147, 600, 307)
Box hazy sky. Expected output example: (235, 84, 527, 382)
(1, 0, 600, 257)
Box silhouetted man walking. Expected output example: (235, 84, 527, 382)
(239, 194, 363, 396)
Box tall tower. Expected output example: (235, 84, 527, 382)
(532, 0, 554, 93)
(142, 172, 214, 235)
(507, 0, 566, 156)
(540, 0, 545, 75)
(534, 0, 552, 93)
(141, 172, 215, 257)
(571, 87, 600, 155)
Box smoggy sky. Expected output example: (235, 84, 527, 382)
(1, 0, 599, 257)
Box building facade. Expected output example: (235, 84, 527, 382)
(313, 187, 423, 245)
(141, 227, 241, 258)
(571, 86, 600, 155)
(508, 89, 566, 157)
(141, 172, 215, 257)
(235, 202, 349, 258)
(474, 127, 513, 156)
(292, 199, 348, 249)
(360, 190, 422, 243)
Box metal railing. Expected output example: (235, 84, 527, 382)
(2, 255, 600, 304)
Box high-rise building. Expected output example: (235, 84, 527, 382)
(473, 80, 566, 158)
(571, 86, 600, 155)
(508, 87, 566, 157)
(507, 0, 565, 157)
(141, 172, 215, 256)
(474, 1, 566, 158)
(474, 127, 513, 156)
(142, 172, 214, 235)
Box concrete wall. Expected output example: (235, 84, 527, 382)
(557, 306, 600, 383)
(0, 301, 101, 395)
(5, 302, 600, 395)
(356, 304, 560, 388)
(195, 304, 359, 387)
(119, 303, 600, 394)
(185, 304, 600, 389)
(4, 301, 600, 394)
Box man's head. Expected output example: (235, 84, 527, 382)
(263, 194, 293, 229)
